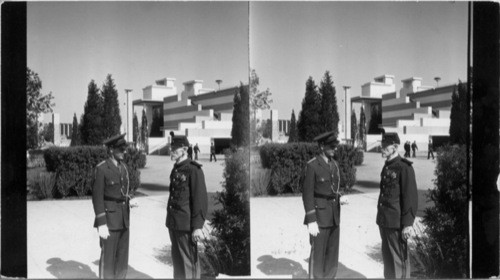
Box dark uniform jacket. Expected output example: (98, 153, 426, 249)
(376, 155, 418, 229)
(302, 155, 341, 228)
(92, 158, 130, 230)
(166, 159, 208, 232)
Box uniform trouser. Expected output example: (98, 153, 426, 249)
(99, 229, 129, 279)
(379, 227, 410, 279)
(427, 150, 434, 159)
(169, 229, 200, 279)
(195, 153, 198, 160)
(210, 153, 217, 162)
(308, 225, 339, 279)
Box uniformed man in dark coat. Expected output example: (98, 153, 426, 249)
(377, 132, 418, 279)
(166, 132, 208, 279)
(92, 133, 138, 279)
(302, 131, 348, 279)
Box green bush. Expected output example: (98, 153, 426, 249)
(43, 146, 142, 198)
(207, 148, 250, 275)
(27, 149, 46, 168)
(421, 144, 468, 278)
(28, 171, 56, 199)
(353, 147, 364, 166)
(257, 142, 357, 195)
(250, 168, 271, 197)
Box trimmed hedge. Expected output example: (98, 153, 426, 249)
(27, 149, 46, 168)
(258, 142, 357, 195)
(44, 146, 142, 198)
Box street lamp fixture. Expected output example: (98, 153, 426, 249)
(216, 79, 222, 91)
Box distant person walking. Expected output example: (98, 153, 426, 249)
(194, 143, 200, 160)
(427, 140, 435, 160)
(187, 144, 193, 160)
(404, 141, 411, 158)
(210, 142, 217, 162)
(377, 132, 418, 279)
(411, 141, 418, 158)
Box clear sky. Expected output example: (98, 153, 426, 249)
(250, 1, 468, 119)
(28, 2, 249, 123)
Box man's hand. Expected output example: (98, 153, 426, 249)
(98, 225, 110, 239)
(129, 198, 139, 208)
(402, 226, 412, 241)
(192, 229, 204, 243)
(340, 195, 349, 205)
(307, 222, 320, 237)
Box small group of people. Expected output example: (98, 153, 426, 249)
(185, 142, 217, 162)
(92, 132, 208, 279)
(303, 131, 418, 279)
(403, 140, 418, 158)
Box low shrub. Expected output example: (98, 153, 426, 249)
(250, 168, 271, 197)
(200, 235, 232, 278)
(353, 147, 364, 166)
(209, 148, 250, 275)
(28, 171, 57, 200)
(421, 144, 468, 278)
(27, 149, 46, 168)
(44, 146, 142, 198)
(258, 142, 357, 195)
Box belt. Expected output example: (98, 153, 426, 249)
(104, 196, 127, 203)
(314, 192, 337, 200)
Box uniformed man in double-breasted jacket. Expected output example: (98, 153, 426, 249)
(302, 131, 348, 279)
(377, 132, 418, 279)
(166, 132, 208, 279)
(92, 133, 138, 279)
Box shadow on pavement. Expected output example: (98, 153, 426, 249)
(366, 243, 383, 264)
(256, 255, 367, 278)
(355, 180, 380, 189)
(256, 255, 308, 278)
(153, 245, 173, 266)
(88, 260, 153, 279)
(46, 258, 97, 278)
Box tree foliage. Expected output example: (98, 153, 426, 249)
(351, 109, 358, 142)
(80, 80, 104, 145)
(26, 67, 55, 149)
(359, 106, 366, 149)
(297, 77, 322, 142)
(133, 112, 139, 147)
(101, 74, 122, 139)
(449, 81, 468, 145)
(140, 109, 149, 153)
(231, 83, 250, 147)
(70, 113, 80, 146)
(288, 110, 298, 143)
(319, 71, 339, 137)
(249, 69, 272, 145)
(368, 103, 383, 134)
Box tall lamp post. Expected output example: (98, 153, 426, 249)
(343, 86, 351, 143)
(124, 89, 133, 142)
(216, 79, 222, 91)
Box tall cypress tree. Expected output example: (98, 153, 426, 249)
(141, 109, 148, 152)
(359, 106, 366, 149)
(319, 71, 339, 137)
(368, 103, 383, 134)
(80, 80, 104, 145)
(133, 112, 139, 147)
(297, 77, 322, 142)
(231, 83, 250, 147)
(449, 81, 468, 145)
(101, 74, 122, 139)
(70, 113, 80, 146)
(351, 109, 358, 142)
(288, 109, 298, 143)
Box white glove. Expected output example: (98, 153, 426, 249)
(340, 195, 349, 205)
(402, 226, 412, 241)
(192, 229, 204, 243)
(307, 222, 320, 237)
(129, 198, 139, 208)
(98, 225, 110, 239)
